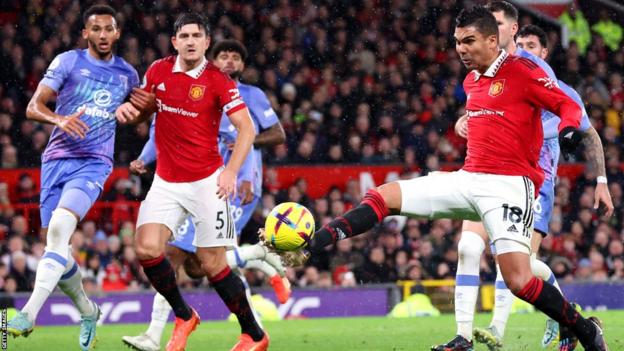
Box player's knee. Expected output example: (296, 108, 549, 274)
(46, 208, 78, 252)
(135, 238, 164, 260)
(458, 231, 485, 260)
(376, 182, 401, 212)
(504, 273, 533, 294)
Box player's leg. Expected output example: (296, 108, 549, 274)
(196, 246, 267, 349)
(11, 160, 103, 344)
(480, 176, 607, 351)
(135, 176, 195, 324)
(227, 195, 290, 303)
(190, 171, 267, 350)
(472, 258, 508, 351)
(122, 245, 189, 351)
(57, 173, 110, 351)
(456, 222, 487, 340)
(434, 220, 487, 351)
(307, 171, 478, 257)
(531, 180, 565, 347)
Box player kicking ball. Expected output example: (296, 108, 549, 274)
(121, 39, 288, 351)
(433, 2, 614, 351)
(116, 13, 268, 351)
(7, 5, 139, 351)
(269, 6, 609, 351)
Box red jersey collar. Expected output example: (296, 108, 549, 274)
(172, 55, 208, 79)
(473, 49, 508, 81)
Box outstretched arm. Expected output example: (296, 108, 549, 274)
(582, 126, 614, 217)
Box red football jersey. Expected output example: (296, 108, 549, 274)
(143, 56, 246, 182)
(462, 50, 581, 191)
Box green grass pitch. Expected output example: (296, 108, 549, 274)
(7, 310, 624, 350)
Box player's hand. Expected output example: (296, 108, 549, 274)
(455, 113, 468, 138)
(594, 183, 614, 217)
(115, 102, 140, 124)
(129, 159, 147, 175)
(129, 87, 157, 114)
(217, 168, 237, 200)
(56, 109, 88, 139)
(238, 180, 254, 205)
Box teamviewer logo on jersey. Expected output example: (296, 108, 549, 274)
(488, 79, 505, 97)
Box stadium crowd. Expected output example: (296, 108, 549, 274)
(0, 0, 623, 293)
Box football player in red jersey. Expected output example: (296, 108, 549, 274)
(116, 13, 268, 351)
(270, 6, 608, 351)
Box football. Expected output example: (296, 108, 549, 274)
(264, 202, 315, 251)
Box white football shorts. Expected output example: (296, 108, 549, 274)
(137, 167, 236, 248)
(398, 170, 535, 255)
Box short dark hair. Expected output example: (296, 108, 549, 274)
(83, 5, 116, 26)
(456, 6, 499, 38)
(517, 24, 548, 48)
(486, 1, 519, 22)
(211, 40, 248, 61)
(173, 12, 209, 35)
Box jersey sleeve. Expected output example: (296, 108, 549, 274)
(523, 64, 581, 131)
(248, 87, 279, 130)
(129, 67, 140, 90)
(140, 61, 158, 92)
(138, 116, 157, 164)
(216, 73, 247, 116)
(40, 51, 79, 92)
(558, 80, 591, 131)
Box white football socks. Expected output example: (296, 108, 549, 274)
(490, 264, 513, 337)
(455, 231, 485, 340)
(22, 208, 77, 322)
(58, 250, 96, 316)
(145, 293, 171, 344)
(530, 253, 561, 292)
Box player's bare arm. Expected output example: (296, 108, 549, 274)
(116, 88, 156, 124)
(254, 123, 286, 147)
(27, 83, 89, 139)
(582, 126, 614, 216)
(218, 107, 255, 200)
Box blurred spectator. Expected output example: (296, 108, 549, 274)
(559, 2, 591, 55)
(16, 173, 37, 203)
(591, 9, 622, 52)
(9, 251, 34, 291)
(355, 246, 396, 283)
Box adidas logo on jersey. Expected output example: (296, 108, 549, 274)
(507, 224, 518, 233)
(217, 232, 224, 239)
(157, 82, 166, 91)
